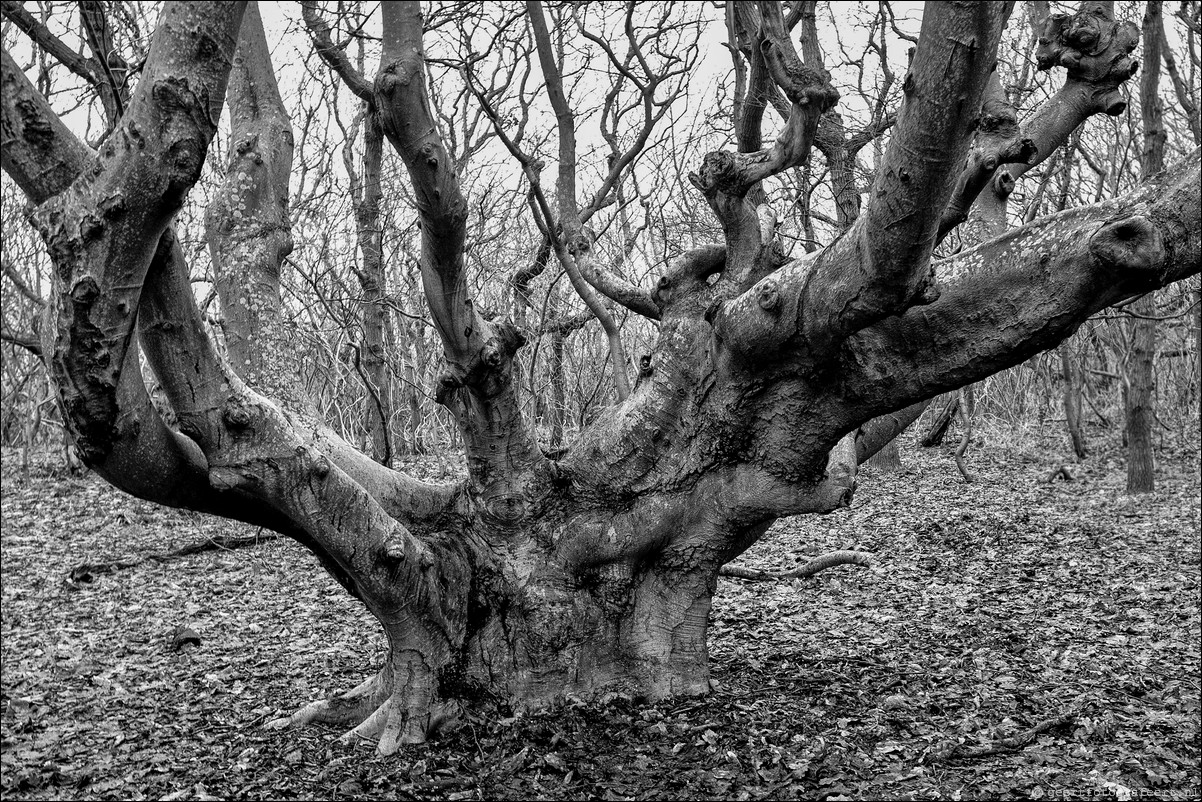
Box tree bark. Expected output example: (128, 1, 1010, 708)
(1059, 344, 1088, 459)
(350, 113, 394, 466)
(865, 439, 902, 472)
(1125, 0, 1167, 493)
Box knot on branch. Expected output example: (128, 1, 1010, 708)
(295, 445, 332, 479)
(1036, 6, 1139, 115)
(221, 397, 253, 430)
(638, 353, 653, 377)
(152, 78, 210, 196)
(757, 281, 781, 312)
(373, 62, 415, 98)
(566, 227, 595, 257)
(979, 96, 1019, 135)
(689, 151, 742, 197)
(1089, 216, 1166, 280)
(235, 134, 259, 156)
(434, 373, 462, 406)
(992, 168, 1017, 200)
(482, 493, 528, 527)
(437, 322, 528, 404)
(378, 532, 433, 570)
(913, 266, 941, 307)
(653, 246, 726, 314)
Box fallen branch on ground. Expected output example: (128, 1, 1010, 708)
(927, 713, 1078, 762)
(719, 550, 873, 581)
(1046, 464, 1078, 483)
(67, 532, 281, 584)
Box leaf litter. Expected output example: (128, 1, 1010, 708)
(1, 430, 1198, 800)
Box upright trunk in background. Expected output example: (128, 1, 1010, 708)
(1126, 0, 1166, 493)
(547, 330, 567, 450)
(351, 114, 394, 465)
(1059, 343, 1088, 459)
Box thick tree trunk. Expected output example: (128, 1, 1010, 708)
(272, 506, 726, 748)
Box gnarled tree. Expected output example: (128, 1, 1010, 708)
(2, 0, 1198, 755)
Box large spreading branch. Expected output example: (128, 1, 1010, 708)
(970, 2, 1141, 234)
(799, 3, 1011, 351)
(0, 11, 287, 521)
(693, 0, 838, 288)
(204, 1, 302, 409)
(709, 3, 1011, 367)
(24, 2, 246, 463)
(837, 153, 1201, 430)
(374, 1, 546, 520)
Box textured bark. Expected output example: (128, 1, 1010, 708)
(5, 2, 1201, 759)
(204, 2, 301, 408)
(920, 395, 960, 448)
(1124, 294, 1157, 492)
(1124, 0, 1167, 493)
(1059, 345, 1088, 459)
(350, 114, 394, 466)
(865, 440, 902, 472)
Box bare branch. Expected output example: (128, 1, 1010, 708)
(29, 1, 246, 463)
(527, 0, 633, 398)
(937, 67, 1037, 243)
(1, 47, 93, 199)
(1, 255, 46, 306)
(1, 0, 100, 88)
(692, 1, 838, 199)
(77, 0, 129, 122)
(301, 0, 375, 103)
(792, 2, 1011, 353)
(0, 328, 41, 355)
(838, 153, 1201, 431)
(376, 0, 546, 515)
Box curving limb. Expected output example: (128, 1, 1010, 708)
(299, 0, 374, 102)
(937, 67, 1038, 243)
(972, 2, 1142, 233)
(694, 0, 839, 290)
(526, 0, 634, 399)
(375, 0, 548, 518)
(837, 153, 1201, 430)
(792, 2, 1011, 357)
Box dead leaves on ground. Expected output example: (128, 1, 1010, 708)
(1, 434, 1198, 800)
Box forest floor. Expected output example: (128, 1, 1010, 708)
(1, 424, 1199, 801)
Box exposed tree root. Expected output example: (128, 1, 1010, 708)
(265, 671, 389, 730)
(67, 532, 282, 584)
(265, 664, 459, 754)
(719, 550, 873, 582)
